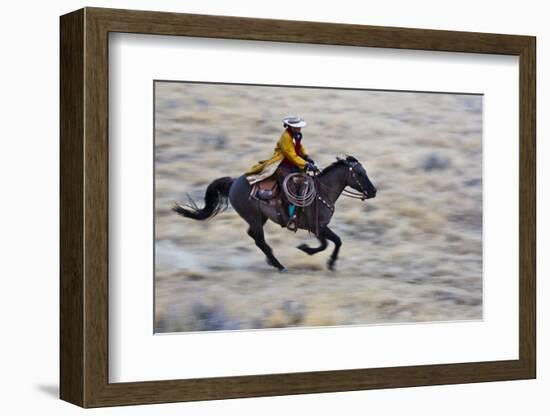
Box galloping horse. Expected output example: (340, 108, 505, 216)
(172, 155, 377, 272)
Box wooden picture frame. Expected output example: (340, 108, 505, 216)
(60, 7, 536, 408)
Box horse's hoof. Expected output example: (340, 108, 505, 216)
(327, 260, 336, 271)
(279, 267, 288, 273)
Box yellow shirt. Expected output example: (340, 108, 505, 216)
(245, 130, 309, 175)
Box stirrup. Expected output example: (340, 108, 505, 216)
(287, 215, 298, 232)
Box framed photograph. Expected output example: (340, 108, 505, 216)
(60, 7, 536, 408)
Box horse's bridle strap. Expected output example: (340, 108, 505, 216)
(346, 165, 369, 200)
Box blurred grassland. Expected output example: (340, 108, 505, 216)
(154, 81, 483, 333)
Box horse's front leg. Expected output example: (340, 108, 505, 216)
(296, 235, 328, 256)
(322, 226, 342, 271)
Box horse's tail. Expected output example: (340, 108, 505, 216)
(172, 176, 234, 221)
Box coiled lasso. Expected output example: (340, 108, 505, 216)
(282, 172, 317, 207)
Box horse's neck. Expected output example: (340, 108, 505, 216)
(318, 167, 347, 205)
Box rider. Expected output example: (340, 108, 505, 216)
(245, 115, 318, 231)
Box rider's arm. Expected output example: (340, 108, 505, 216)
(300, 142, 310, 160)
(300, 143, 317, 167)
(277, 132, 308, 169)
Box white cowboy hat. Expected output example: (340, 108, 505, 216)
(282, 115, 307, 128)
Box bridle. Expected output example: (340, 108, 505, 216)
(312, 159, 371, 209)
(343, 162, 371, 200)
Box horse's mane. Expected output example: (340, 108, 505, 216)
(320, 155, 359, 175)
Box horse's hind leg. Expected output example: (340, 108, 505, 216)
(247, 222, 287, 272)
(296, 236, 328, 256)
(322, 226, 342, 271)
(229, 175, 285, 272)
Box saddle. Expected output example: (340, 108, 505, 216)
(250, 177, 280, 203)
(249, 176, 288, 227)
(249, 172, 312, 230)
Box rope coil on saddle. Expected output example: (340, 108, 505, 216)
(282, 172, 317, 207)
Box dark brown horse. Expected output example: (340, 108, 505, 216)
(173, 155, 377, 272)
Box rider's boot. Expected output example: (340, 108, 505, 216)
(287, 203, 298, 232)
(287, 214, 298, 232)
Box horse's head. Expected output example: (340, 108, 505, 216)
(339, 155, 377, 199)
